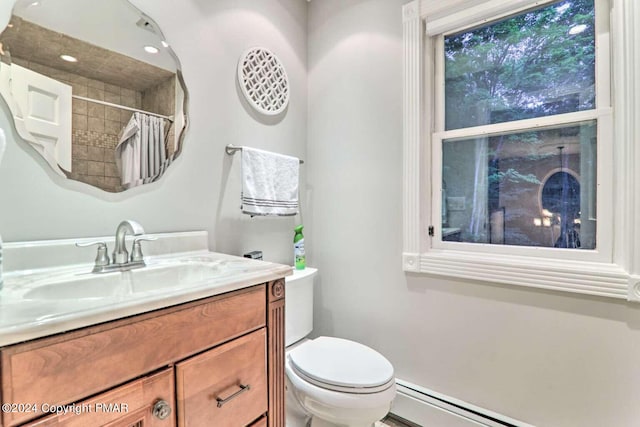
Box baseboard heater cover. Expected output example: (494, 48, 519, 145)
(393, 379, 536, 427)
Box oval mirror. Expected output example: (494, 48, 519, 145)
(0, 0, 188, 192)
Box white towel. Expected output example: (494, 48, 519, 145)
(241, 147, 299, 216)
(115, 113, 141, 188)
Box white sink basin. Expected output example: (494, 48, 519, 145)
(130, 261, 231, 293)
(19, 258, 248, 301)
(23, 273, 128, 300)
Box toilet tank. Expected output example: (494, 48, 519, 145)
(285, 267, 317, 346)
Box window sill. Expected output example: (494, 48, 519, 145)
(403, 251, 636, 300)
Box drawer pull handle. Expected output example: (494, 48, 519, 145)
(216, 384, 251, 408)
(152, 399, 172, 420)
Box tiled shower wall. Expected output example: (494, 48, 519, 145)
(70, 81, 143, 193)
(12, 58, 175, 193)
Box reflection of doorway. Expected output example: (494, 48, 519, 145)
(541, 171, 581, 248)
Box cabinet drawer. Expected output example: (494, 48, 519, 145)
(176, 329, 267, 427)
(1, 286, 265, 427)
(24, 369, 175, 427)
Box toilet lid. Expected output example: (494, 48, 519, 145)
(289, 337, 394, 390)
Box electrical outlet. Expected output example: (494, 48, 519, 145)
(447, 197, 466, 211)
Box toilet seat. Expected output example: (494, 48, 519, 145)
(288, 336, 394, 394)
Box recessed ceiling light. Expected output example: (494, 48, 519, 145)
(161, 40, 169, 48)
(569, 24, 587, 35)
(144, 45, 159, 54)
(60, 54, 78, 63)
(30, 1, 40, 6)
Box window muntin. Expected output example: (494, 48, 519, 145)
(444, 0, 596, 131)
(441, 121, 597, 248)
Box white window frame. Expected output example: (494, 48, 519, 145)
(402, 0, 640, 301)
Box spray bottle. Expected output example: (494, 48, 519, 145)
(293, 225, 306, 270)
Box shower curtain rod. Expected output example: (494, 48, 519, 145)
(225, 144, 304, 164)
(72, 95, 174, 122)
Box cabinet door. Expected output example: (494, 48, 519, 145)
(23, 369, 175, 427)
(176, 329, 267, 427)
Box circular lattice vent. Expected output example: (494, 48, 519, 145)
(237, 47, 290, 116)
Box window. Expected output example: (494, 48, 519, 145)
(402, 0, 640, 300)
(439, 0, 601, 251)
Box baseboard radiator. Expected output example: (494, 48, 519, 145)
(393, 379, 536, 427)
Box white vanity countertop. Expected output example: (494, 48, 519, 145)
(0, 232, 292, 347)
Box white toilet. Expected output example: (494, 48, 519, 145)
(285, 268, 396, 427)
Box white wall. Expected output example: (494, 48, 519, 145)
(306, 1, 640, 426)
(0, 0, 307, 265)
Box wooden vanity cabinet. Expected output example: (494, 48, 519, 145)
(0, 279, 286, 427)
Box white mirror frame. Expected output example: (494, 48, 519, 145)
(402, 0, 640, 301)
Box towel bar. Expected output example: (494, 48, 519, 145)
(225, 144, 304, 164)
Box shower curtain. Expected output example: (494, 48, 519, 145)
(115, 112, 168, 189)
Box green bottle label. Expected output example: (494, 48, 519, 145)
(294, 238, 305, 269)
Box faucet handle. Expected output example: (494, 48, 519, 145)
(131, 237, 158, 263)
(75, 241, 110, 267)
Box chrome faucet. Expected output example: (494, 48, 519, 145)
(113, 220, 145, 265)
(76, 220, 156, 273)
